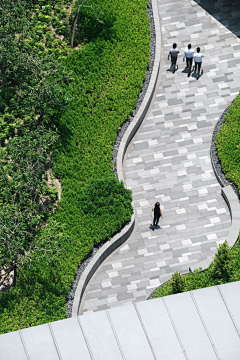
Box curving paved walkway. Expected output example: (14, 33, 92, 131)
(81, 0, 240, 314)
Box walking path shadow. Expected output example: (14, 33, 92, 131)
(194, 0, 240, 38)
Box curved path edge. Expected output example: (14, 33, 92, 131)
(72, 0, 161, 317)
(116, 0, 161, 183)
(192, 107, 240, 271)
(191, 185, 240, 271)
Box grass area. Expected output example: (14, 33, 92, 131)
(0, 0, 150, 333)
(153, 240, 240, 299)
(216, 94, 240, 190)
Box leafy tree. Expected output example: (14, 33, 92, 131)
(0, 0, 72, 128)
(71, 0, 103, 48)
(1, 127, 59, 204)
(0, 216, 65, 288)
(18, 55, 72, 127)
(0, 128, 60, 287)
(0, 0, 29, 97)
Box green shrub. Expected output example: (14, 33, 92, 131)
(54, 6, 67, 20)
(216, 94, 240, 191)
(79, 177, 133, 237)
(37, 13, 51, 24)
(52, 16, 61, 29)
(41, 4, 52, 16)
(207, 241, 235, 283)
(171, 271, 186, 294)
(0, 110, 20, 145)
(35, 28, 44, 38)
(56, 24, 68, 36)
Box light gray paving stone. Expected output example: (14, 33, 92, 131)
(81, 0, 240, 313)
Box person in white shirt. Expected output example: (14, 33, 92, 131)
(183, 44, 195, 77)
(193, 47, 204, 80)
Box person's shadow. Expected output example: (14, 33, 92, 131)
(167, 64, 179, 73)
(192, 69, 204, 79)
(149, 224, 161, 231)
(182, 66, 189, 74)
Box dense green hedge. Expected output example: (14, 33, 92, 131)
(216, 94, 240, 191)
(153, 240, 240, 299)
(0, 0, 150, 333)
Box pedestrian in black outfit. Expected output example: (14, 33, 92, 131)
(183, 44, 195, 77)
(168, 43, 179, 74)
(193, 47, 204, 80)
(151, 202, 163, 229)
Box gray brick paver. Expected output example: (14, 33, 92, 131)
(81, 0, 240, 314)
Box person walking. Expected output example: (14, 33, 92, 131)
(151, 202, 163, 229)
(168, 43, 179, 74)
(183, 43, 195, 77)
(193, 47, 204, 80)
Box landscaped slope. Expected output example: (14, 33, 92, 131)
(0, 0, 150, 334)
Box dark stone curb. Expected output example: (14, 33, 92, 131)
(71, 0, 161, 317)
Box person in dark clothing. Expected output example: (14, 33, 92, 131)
(151, 202, 163, 229)
(167, 43, 180, 74)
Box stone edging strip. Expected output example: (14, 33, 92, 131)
(221, 186, 240, 247)
(71, 0, 161, 317)
(117, 0, 161, 183)
(72, 212, 135, 316)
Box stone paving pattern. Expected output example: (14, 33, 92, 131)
(81, 0, 240, 314)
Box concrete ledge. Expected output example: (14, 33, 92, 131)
(117, 0, 161, 182)
(72, 212, 135, 316)
(71, 0, 161, 316)
(221, 185, 240, 247)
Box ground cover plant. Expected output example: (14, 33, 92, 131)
(153, 240, 240, 299)
(216, 94, 240, 191)
(0, 0, 150, 333)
